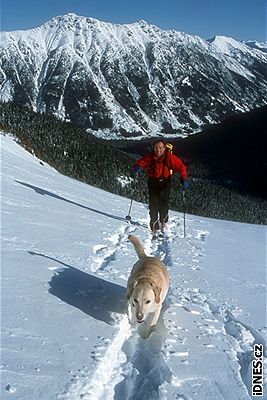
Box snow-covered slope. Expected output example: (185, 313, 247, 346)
(245, 40, 267, 53)
(1, 132, 266, 399)
(1, 13, 267, 139)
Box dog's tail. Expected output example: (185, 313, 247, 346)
(128, 234, 147, 259)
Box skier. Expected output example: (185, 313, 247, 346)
(132, 139, 189, 234)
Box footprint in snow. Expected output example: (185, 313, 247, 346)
(5, 384, 16, 394)
(93, 244, 108, 254)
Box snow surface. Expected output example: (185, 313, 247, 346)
(245, 41, 267, 53)
(1, 133, 266, 400)
(1, 13, 267, 140)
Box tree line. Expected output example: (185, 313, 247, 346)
(0, 102, 266, 225)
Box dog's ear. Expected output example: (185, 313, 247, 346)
(127, 280, 138, 300)
(152, 284, 162, 303)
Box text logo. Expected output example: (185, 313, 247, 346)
(252, 344, 264, 397)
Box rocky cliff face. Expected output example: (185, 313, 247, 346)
(1, 13, 267, 139)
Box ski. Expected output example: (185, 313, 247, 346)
(126, 219, 148, 229)
(151, 230, 165, 241)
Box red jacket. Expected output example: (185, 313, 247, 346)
(133, 151, 187, 180)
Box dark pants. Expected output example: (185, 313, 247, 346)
(148, 178, 171, 231)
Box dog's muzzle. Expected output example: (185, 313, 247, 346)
(137, 314, 144, 323)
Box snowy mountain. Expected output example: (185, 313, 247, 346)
(245, 40, 267, 53)
(1, 132, 266, 399)
(1, 13, 267, 140)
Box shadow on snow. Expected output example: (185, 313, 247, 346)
(28, 251, 127, 325)
(16, 180, 130, 223)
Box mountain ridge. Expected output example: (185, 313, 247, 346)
(1, 13, 267, 140)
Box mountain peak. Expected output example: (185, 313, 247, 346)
(1, 15, 266, 139)
(208, 35, 241, 46)
(137, 19, 150, 26)
(208, 35, 255, 55)
(42, 13, 100, 31)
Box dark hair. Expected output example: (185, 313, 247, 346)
(151, 139, 167, 148)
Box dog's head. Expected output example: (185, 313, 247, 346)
(127, 279, 161, 323)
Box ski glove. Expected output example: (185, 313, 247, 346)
(181, 179, 189, 190)
(132, 165, 142, 174)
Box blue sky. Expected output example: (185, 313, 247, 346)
(1, 0, 266, 41)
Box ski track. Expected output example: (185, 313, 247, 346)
(58, 216, 266, 400)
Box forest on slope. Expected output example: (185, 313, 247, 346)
(1, 102, 266, 224)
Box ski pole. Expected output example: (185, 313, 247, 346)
(126, 199, 133, 220)
(182, 191, 186, 238)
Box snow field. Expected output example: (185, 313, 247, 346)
(1, 134, 266, 400)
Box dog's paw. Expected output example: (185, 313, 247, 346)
(145, 326, 155, 339)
